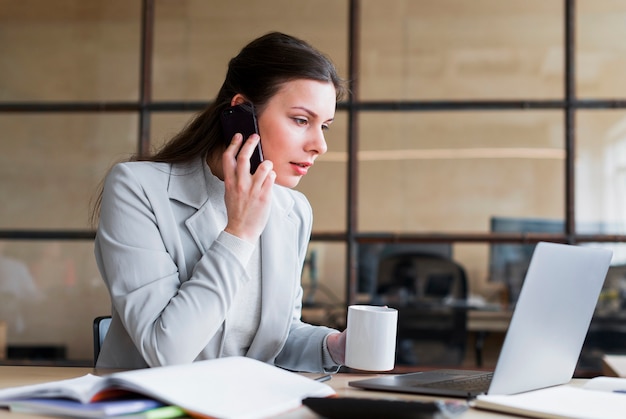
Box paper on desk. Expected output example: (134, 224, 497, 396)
(0, 374, 104, 403)
(584, 376, 626, 392)
(6, 398, 165, 418)
(472, 385, 626, 419)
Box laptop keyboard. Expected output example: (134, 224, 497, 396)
(418, 372, 494, 393)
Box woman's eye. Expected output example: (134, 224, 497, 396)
(322, 124, 330, 131)
(294, 118, 308, 126)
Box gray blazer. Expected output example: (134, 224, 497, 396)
(95, 158, 336, 371)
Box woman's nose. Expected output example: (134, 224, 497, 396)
(308, 128, 328, 155)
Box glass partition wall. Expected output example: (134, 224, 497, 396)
(2, 0, 626, 368)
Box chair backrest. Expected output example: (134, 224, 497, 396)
(375, 252, 468, 304)
(92, 316, 111, 365)
(374, 252, 469, 366)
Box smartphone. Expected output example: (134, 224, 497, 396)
(220, 103, 264, 174)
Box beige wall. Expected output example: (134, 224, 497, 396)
(2, 0, 626, 362)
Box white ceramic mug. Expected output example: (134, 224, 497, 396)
(344, 305, 398, 371)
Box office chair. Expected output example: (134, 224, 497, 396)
(93, 315, 111, 366)
(373, 252, 469, 366)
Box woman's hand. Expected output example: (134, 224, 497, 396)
(222, 133, 275, 243)
(326, 330, 346, 365)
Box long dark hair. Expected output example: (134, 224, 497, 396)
(91, 32, 346, 225)
(142, 31, 345, 164)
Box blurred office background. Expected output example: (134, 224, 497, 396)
(2, 0, 626, 371)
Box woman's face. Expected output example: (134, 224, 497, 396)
(256, 79, 336, 188)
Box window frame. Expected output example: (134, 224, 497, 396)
(1, 0, 625, 309)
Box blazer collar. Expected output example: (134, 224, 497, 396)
(168, 157, 296, 217)
(171, 157, 297, 250)
(167, 158, 213, 210)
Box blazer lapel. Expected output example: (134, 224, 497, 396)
(169, 159, 224, 255)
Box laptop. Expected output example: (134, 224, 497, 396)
(349, 241, 613, 398)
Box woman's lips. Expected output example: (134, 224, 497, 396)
(291, 161, 312, 176)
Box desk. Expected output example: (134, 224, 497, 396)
(467, 310, 511, 333)
(466, 309, 511, 368)
(0, 365, 555, 419)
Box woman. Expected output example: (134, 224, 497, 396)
(92, 32, 347, 372)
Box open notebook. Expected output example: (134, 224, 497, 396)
(349, 242, 613, 398)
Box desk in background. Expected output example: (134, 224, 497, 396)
(467, 309, 512, 368)
(467, 310, 511, 333)
(467, 310, 626, 377)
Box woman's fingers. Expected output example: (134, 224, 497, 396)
(221, 133, 274, 244)
(236, 134, 260, 173)
(222, 133, 244, 173)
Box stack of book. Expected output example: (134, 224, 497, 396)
(0, 356, 335, 419)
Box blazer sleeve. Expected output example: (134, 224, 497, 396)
(96, 163, 252, 367)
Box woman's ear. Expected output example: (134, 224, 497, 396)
(230, 94, 247, 107)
